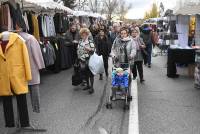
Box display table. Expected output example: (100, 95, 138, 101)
(167, 48, 196, 78)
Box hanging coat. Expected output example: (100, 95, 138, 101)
(19, 32, 45, 85)
(0, 32, 32, 96)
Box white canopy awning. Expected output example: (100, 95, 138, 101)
(174, 0, 200, 15)
(22, 0, 73, 14)
(73, 11, 88, 16)
(73, 11, 106, 19)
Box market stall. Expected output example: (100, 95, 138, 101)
(166, 0, 200, 79)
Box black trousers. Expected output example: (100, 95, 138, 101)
(143, 51, 148, 65)
(2, 94, 30, 127)
(72, 43, 78, 64)
(103, 56, 108, 75)
(132, 61, 144, 80)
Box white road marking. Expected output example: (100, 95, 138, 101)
(129, 79, 139, 134)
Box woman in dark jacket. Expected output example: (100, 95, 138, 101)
(95, 29, 112, 80)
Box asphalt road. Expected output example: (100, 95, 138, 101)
(0, 59, 129, 134)
(139, 55, 200, 134)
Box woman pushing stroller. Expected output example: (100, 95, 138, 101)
(110, 27, 137, 100)
(111, 27, 137, 69)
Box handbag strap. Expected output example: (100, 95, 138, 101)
(123, 42, 128, 63)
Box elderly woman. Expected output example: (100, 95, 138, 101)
(111, 27, 137, 100)
(131, 27, 146, 83)
(112, 27, 137, 67)
(77, 28, 95, 94)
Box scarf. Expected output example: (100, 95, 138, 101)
(132, 36, 141, 50)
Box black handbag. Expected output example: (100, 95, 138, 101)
(72, 61, 82, 86)
(141, 49, 148, 56)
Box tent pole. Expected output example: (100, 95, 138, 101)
(21, 0, 24, 11)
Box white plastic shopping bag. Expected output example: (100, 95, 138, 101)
(89, 53, 104, 75)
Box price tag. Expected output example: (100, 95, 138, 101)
(43, 47, 46, 53)
(55, 43, 58, 50)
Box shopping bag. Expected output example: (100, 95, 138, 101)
(89, 53, 104, 75)
(72, 61, 82, 86)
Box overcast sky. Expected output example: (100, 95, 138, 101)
(126, 0, 178, 19)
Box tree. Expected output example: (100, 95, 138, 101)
(144, 11, 150, 19)
(103, 0, 119, 21)
(54, 0, 77, 9)
(88, 0, 98, 13)
(118, 0, 132, 21)
(144, 2, 159, 19)
(150, 3, 159, 18)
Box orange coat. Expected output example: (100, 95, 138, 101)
(0, 32, 32, 96)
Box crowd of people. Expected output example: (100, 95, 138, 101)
(68, 21, 159, 94)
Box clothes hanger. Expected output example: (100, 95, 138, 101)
(1, 31, 10, 41)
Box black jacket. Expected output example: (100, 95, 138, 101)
(4, 2, 26, 30)
(54, 13, 69, 34)
(95, 35, 112, 58)
(64, 30, 80, 46)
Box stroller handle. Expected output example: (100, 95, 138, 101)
(111, 58, 130, 69)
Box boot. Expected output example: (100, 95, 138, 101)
(99, 74, 103, 80)
(89, 88, 94, 94)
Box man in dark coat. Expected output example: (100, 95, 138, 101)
(109, 23, 120, 44)
(64, 24, 80, 64)
(140, 24, 153, 68)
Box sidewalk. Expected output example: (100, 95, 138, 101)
(138, 55, 200, 134)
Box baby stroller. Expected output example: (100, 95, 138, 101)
(106, 58, 132, 110)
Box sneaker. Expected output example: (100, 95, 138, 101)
(89, 88, 94, 94)
(82, 86, 90, 90)
(148, 65, 151, 68)
(140, 79, 145, 83)
(81, 82, 87, 86)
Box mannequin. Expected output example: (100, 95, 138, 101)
(1, 31, 10, 41)
(0, 31, 31, 133)
(19, 31, 45, 113)
(0, 31, 46, 133)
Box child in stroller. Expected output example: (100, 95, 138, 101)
(111, 67, 129, 100)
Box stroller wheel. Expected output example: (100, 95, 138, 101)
(106, 103, 112, 109)
(124, 103, 129, 110)
(128, 96, 132, 101)
(124, 104, 129, 110)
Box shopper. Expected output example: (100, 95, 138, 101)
(111, 27, 137, 100)
(141, 24, 153, 68)
(65, 24, 80, 64)
(112, 27, 137, 68)
(77, 28, 95, 94)
(131, 27, 146, 83)
(95, 29, 112, 80)
(151, 26, 159, 57)
(109, 23, 121, 44)
(89, 23, 99, 39)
